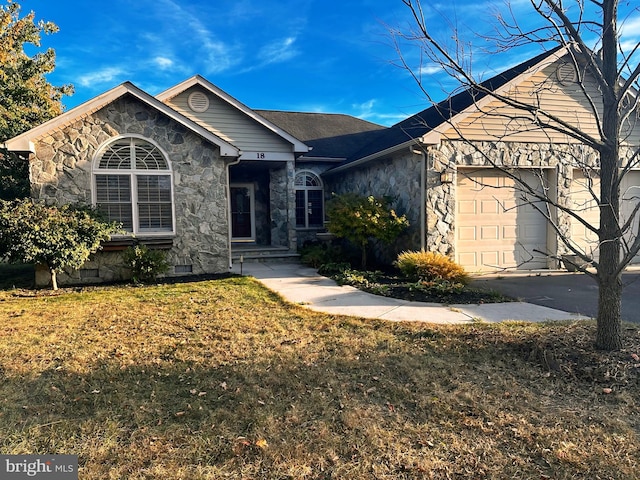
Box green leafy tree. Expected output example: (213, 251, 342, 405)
(0, 147, 29, 200)
(326, 193, 409, 269)
(0, 199, 120, 290)
(0, 1, 73, 199)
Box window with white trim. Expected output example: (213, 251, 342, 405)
(295, 171, 324, 228)
(94, 136, 174, 234)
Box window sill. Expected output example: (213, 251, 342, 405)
(102, 236, 175, 251)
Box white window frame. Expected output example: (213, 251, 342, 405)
(295, 170, 324, 229)
(92, 134, 176, 236)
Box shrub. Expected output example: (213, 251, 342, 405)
(299, 243, 347, 269)
(0, 199, 120, 290)
(317, 262, 351, 276)
(326, 193, 409, 269)
(396, 250, 469, 284)
(123, 244, 169, 284)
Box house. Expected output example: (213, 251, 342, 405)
(4, 46, 639, 286)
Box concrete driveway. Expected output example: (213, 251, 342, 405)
(471, 270, 640, 323)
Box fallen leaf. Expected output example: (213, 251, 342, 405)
(631, 353, 639, 361)
(255, 438, 268, 449)
(220, 381, 228, 390)
(602, 388, 612, 394)
(175, 411, 186, 417)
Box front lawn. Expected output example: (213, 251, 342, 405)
(0, 277, 639, 479)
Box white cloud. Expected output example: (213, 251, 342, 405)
(152, 0, 241, 74)
(153, 56, 174, 70)
(77, 67, 125, 87)
(258, 37, 300, 65)
(351, 99, 377, 119)
(620, 14, 640, 45)
(419, 64, 443, 75)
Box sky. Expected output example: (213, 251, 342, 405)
(19, 0, 640, 127)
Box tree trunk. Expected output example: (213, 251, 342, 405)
(50, 268, 58, 291)
(596, 273, 623, 350)
(361, 240, 368, 270)
(595, 0, 623, 351)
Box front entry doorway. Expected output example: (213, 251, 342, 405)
(230, 184, 255, 241)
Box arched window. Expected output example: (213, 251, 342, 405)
(93, 136, 174, 234)
(295, 171, 324, 228)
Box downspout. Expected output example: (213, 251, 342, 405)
(226, 154, 242, 269)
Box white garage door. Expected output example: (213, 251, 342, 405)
(570, 169, 640, 263)
(456, 169, 549, 271)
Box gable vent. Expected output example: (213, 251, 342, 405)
(188, 91, 210, 113)
(556, 62, 577, 86)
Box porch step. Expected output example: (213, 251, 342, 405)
(231, 246, 300, 263)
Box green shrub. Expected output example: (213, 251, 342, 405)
(123, 245, 169, 284)
(0, 199, 120, 290)
(300, 243, 351, 270)
(396, 250, 469, 284)
(326, 193, 409, 269)
(317, 262, 351, 276)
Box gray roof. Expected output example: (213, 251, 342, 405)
(257, 47, 563, 168)
(255, 110, 386, 160)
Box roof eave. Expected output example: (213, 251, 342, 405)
(4, 82, 240, 158)
(324, 140, 419, 175)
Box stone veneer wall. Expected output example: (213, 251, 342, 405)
(30, 95, 233, 286)
(270, 161, 296, 248)
(323, 151, 423, 264)
(325, 139, 628, 267)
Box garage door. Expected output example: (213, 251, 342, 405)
(570, 169, 640, 263)
(456, 169, 548, 271)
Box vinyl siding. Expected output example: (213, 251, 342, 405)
(442, 61, 640, 145)
(166, 88, 294, 153)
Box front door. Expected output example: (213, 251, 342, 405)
(230, 184, 255, 241)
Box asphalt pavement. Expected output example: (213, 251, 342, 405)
(470, 270, 640, 323)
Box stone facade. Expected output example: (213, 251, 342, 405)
(325, 138, 616, 267)
(30, 95, 233, 286)
(323, 151, 423, 264)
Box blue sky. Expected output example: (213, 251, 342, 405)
(21, 0, 640, 127)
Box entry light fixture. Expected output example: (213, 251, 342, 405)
(440, 168, 454, 184)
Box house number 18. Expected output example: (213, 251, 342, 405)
(256, 153, 265, 159)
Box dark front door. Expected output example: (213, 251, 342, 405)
(230, 184, 255, 240)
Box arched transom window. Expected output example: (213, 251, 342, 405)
(295, 171, 324, 228)
(93, 136, 174, 234)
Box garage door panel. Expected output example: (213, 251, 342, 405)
(458, 199, 476, 214)
(480, 225, 499, 240)
(458, 226, 477, 241)
(456, 169, 548, 271)
(503, 225, 517, 239)
(481, 199, 499, 214)
(481, 251, 500, 266)
(458, 252, 477, 266)
(570, 170, 640, 263)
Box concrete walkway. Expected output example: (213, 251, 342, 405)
(231, 262, 589, 325)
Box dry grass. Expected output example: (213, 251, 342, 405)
(0, 275, 639, 479)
